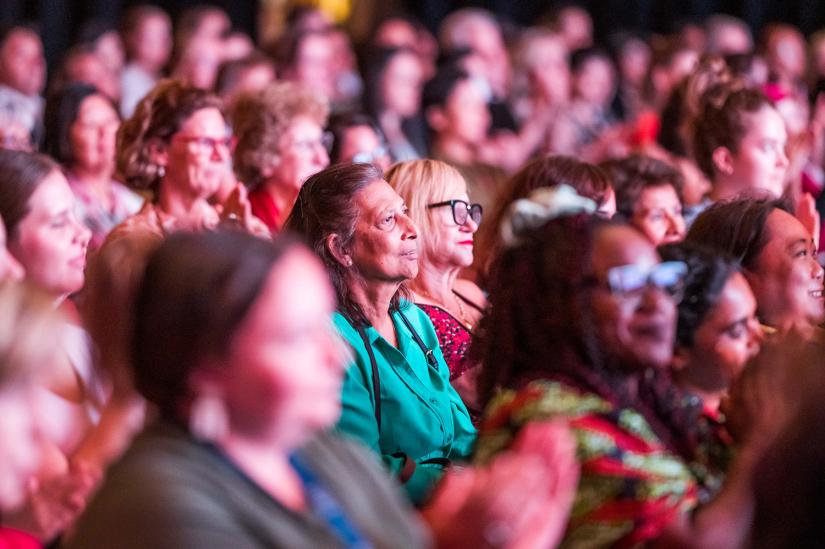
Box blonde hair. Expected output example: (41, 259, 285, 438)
(231, 80, 329, 189)
(0, 282, 65, 387)
(386, 159, 468, 263)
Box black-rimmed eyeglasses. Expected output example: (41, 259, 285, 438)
(427, 200, 483, 226)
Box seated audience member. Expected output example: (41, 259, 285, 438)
(363, 47, 427, 161)
(112, 80, 252, 240)
(0, 150, 139, 542)
(328, 113, 391, 170)
(0, 25, 47, 138)
(0, 283, 73, 548)
(473, 189, 776, 547)
(232, 81, 330, 233)
(44, 83, 142, 249)
(274, 29, 338, 106)
(473, 155, 614, 285)
(705, 14, 754, 56)
(76, 19, 126, 79)
(549, 3, 594, 51)
(687, 198, 824, 340)
(602, 154, 687, 245)
(659, 244, 762, 416)
(387, 160, 486, 412)
(51, 44, 121, 104)
(68, 229, 578, 549)
(371, 15, 437, 80)
(284, 163, 476, 505)
(215, 53, 276, 105)
(119, 6, 173, 118)
(609, 31, 652, 122)
(170, 36, 224, 91)
(693, 87, 789, 203)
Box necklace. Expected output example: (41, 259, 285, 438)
(417, 287, 474, 331)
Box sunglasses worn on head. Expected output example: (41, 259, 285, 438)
(595, 261, 688, 302)
(427, 199, 483, 226)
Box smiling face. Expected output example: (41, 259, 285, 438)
(219, 249, 346, 447)
(269, 115, 330, 193)
(9, 170, 90, 297)
(631, 184, 686, 246)
(349, 179, 419, 283)
(162, 107, 231, 201)
(589, 225, 677, 371)
(69, 94, 120, 173)
(747, 208, 825, 330)
(679, 272, 762, 392)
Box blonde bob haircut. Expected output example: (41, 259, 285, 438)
(386, 159, 470, 263)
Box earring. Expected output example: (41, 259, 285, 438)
(189, 391, 228, 442)
(156, 164, 166, 179)
(345, 258, 353, 267)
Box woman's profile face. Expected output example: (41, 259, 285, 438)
(588, 225, 677, 371)
(681, 272, 762, 389)
(349, 179, 419, 283)
(727, 106, 788, 198)
(69, 94, 119, 173)
(748, 208, 825, 328)
(9, 170, 90, 296)
(426, 186, 478, 269)
(163, 107, 231, 201)
(381, 51, 423, 117)
(220, 249, 346, 445)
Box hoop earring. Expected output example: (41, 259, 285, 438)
(189, 392, 228, 442)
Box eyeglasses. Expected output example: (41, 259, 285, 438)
(591, 261, 688, 302)
(292, 132, 334, 154)
(172, 135, 234, 154)
(351, 145, 388, 164)
(427, 199, 483, 226)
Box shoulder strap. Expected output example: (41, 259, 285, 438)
(397, 310, 437, 367)
(453, 289, 485, 313)
(355, 325, 381, 434)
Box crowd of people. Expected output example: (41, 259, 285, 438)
(2, 3, 825, 548)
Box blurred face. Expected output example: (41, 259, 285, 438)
(748, 209, 825, 328)
(680, 272, 761, 391)
(426, 188, 479, 268)
(292, 34, 336, 100)
(270, 115, 330, 192)
(221, 249, 346, 446)
(66, 52, 121, 101)
(69, 94, 119, 173)
(727, 106, 788, 198)
(529, 37, 570, 104)
(631, 184, 686, 246)
(0, 221, 24, 282)
(589, 225, 677, 370)
(133, 15, 172, 71)
(0, 29, 46, 96)
(349, 179, 419, 283)
(438, 79, 490, 146)
(95, 31, 125, 74)
(465, 21, 511, 97)
(381, 52, 423, 117)
(0, 383, 48, 510)
(559, 7, 593, 50)
(9, 170, 90, 297)
(337, 125, 390, 171)
(574, 57, 615, 107)
(164, 107, 231, 201)
(619, 39, 651, 87)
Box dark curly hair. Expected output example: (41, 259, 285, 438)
(658, 242, 740, 348)
(600, 154, 685, 220)
(473, 214, 702, 461)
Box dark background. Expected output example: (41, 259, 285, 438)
(3, 0, 825, 70)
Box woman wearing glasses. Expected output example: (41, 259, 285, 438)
(473, 187, 771, 547)
(284, 163, 476, 506)
(387, 160, 486, 413)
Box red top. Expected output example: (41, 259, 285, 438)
(0, 528, 41, 549)
(248, 188, 282, 234)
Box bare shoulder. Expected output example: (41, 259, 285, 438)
(454, 278, 487, 308)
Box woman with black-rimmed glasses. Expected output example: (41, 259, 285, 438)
(387, 159, 486, 414)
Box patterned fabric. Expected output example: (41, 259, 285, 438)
(415, 304, 471, 380)
(67, 174, 144, 249)
(475, 380, 698, 549)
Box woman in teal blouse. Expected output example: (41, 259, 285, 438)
(285, 163, 476, 505)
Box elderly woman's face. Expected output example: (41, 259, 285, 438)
(588, 225, 677, 371)
(349, 179, 419, 283)
(220, 249, 346, 445)
(426, 187, 478, 269)
(9, 170, 90, 297)
(270, 115, 329, 193)
(164, 107, 231, 201)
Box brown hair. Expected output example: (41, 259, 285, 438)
(600, 154, 684, 219)
(0, 149, 59, 238)
(116, 79, 224, 192)
(133, 230, 300, 420)
(692, 86, 775, 178)
(231, 80, 329, 189)
(474, 155, 611, 285)
(284, 163, 407, 326)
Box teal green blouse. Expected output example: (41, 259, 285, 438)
(333, 301, 477, 505)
